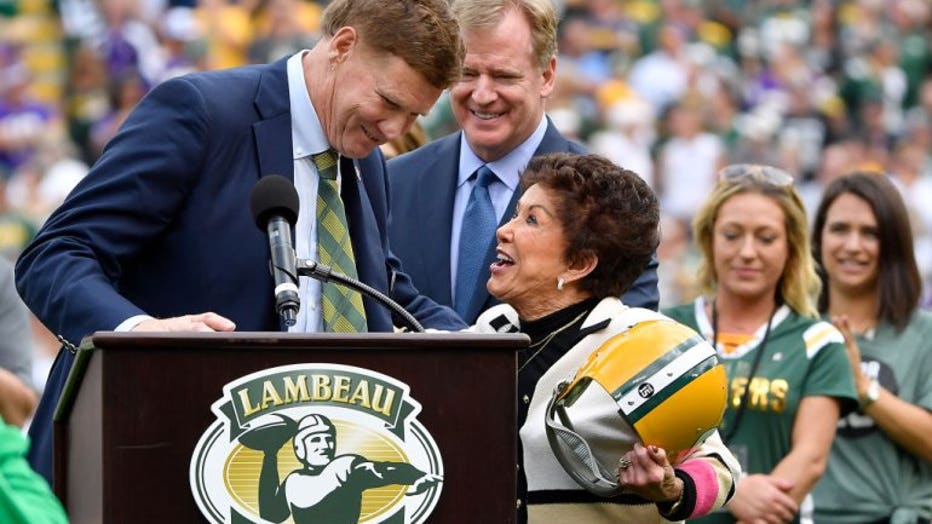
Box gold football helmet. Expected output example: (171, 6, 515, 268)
(545, 315, 727, 497)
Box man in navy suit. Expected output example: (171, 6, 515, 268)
(388, 0, 658, 325)
(15, 0, 466, 484)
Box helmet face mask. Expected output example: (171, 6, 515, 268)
(546, 316, 727, 497)
(558, 378, 640, 466)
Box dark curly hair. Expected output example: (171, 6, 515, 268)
(521, 153, 659, 298)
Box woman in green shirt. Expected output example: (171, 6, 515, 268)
(663, 164, 858, 523)
(811, 172, 932, 523)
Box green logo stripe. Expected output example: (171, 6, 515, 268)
(193, 424, 225, 523)
(624, 355, 720, 425)
(410, 423, 443, 522)
(611, 335, 706, 403)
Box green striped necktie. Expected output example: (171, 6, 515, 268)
(311, 149, 367, 332)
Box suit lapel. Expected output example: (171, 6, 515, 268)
(339, 155, 392, 331)
(253, 116, 293, 181)
(416, 136, 460, 306)
(252, 58, 295, 182)
(534, 117, 576, 155)
(340, 156, 376, 242)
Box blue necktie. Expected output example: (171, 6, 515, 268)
(455, 166, 497, 317)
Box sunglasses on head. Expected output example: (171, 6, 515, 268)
(718, 164, 794, 186)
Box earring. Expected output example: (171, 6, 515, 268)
(557, 277, 564, 291)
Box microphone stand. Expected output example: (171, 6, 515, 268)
(295, 258, 425, 333)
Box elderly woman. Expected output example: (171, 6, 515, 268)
(473, 153, 740, 523)
(810, 173, 932, 523)
(663, 164, 859, 523)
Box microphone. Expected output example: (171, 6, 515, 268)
(250, 175, 300, 327)
(295, 259, 424, 333)
(249, 175, 425, 333)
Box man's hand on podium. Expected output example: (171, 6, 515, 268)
(132, 312, 236, 332)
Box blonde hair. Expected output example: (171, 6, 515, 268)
(692, 179, 821, 318)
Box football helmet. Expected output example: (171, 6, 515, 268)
(292, 414, 337, 466)
(295, 413, 335, 441)
(545, 314, 726, 497)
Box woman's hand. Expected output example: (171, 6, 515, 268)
(617, 442, 682, 503)
(727, 474, 797, 523)
(831, 315, 870, 395)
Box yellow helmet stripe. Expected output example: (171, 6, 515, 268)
(602, 333, 708, 402)
(612, 336, 716, 419)
(609, 334, 707, 404)
(622, 355, 720, 426)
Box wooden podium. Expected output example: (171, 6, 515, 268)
(54, 332, 526, 523)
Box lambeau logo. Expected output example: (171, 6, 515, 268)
(190, 363, 444, 524)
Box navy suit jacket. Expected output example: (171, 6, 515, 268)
(387, 120, 659, 324)
(16, 57, 464, 483)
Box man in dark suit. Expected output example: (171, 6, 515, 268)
(15, 0, 466, 483)
(388, 0, 658, 325)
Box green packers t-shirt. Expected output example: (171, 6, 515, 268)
(812, 311, 932, 523)
(664, 298, 858, 524)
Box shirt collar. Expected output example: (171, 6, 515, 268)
(457, 115, 548, 190)
(287, 51, 331, 159)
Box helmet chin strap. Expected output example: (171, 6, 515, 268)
(544, 382, 624, 498)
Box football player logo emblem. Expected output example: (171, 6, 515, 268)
(190, 364, 444, 524)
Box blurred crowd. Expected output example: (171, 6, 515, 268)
(543, 0, 932, 312)
(2, 0, 932, 387)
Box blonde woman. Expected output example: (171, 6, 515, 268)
(663, 165, 858, 523)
